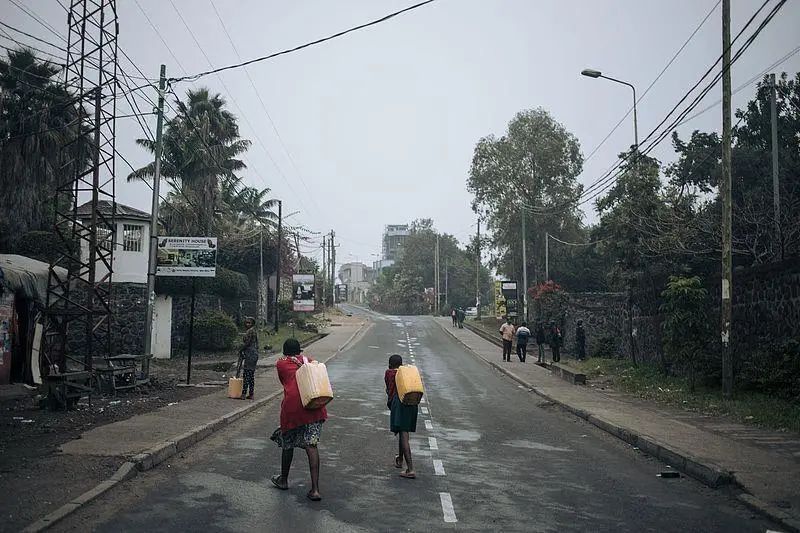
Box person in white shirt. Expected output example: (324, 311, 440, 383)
(515, 322, 531, 362)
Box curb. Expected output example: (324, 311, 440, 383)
(23, 320, 369, 532)
(438, 321, 800, 532)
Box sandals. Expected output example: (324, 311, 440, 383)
(399, 471, 416, 479)
(270, 475, 288, 490)
(307, 491, 322, 501)
(394, 455, 403, 469)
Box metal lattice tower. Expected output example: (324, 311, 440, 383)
(44, 0, 118, 373)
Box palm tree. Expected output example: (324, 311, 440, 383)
(0, 48, 85, 250)
(219, 178, 279, 230)
(129, 88, 251, 234)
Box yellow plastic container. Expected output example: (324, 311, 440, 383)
(228, 377, 243, 399)
(395, 365, 424, 405)
(295, 358, 334, 409)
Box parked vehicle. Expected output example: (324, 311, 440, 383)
(465, 307, 478, 317)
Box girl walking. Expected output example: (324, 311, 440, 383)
(385, 354, 418, 479)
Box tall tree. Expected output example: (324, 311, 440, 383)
(467, 108, 584, 287)
(0, 49, 86, 249)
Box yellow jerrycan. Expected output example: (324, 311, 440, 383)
(228, 376, 243, 399)
(295, 356, 334, 409)
(395, 365, 424, 405)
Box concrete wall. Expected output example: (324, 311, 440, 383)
(79, 218, 149, 284)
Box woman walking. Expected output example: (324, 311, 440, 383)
(270, 339, 327, 501)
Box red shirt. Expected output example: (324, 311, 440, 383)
(385, 368, 398, 401)
(276, 355, 328, 432)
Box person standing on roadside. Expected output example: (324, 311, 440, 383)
(270, 339, 327, 502)
(575, 319, 586, 361)
(499, 317, 515, 362)
(515, 321, 531, 363)
(238, 317, 259, 399)
(549, 322, 563, 363)
(457, 307, 465, 329)
(451, 308, 457, 327)
(536, 323, 547, 363)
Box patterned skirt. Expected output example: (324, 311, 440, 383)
(270, 421, 323, 449)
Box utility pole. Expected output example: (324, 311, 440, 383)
(444, 259, 448, 308)
(330, 231, 336, 306)
(259, 226, 264, 324)
(521, 208, 528, 321)
(721, 0, 733, 397)
(545, 232, 550, 281)
(321, 235, 326, 310)
(143, 64, 166, 362)
(434, 234, 440, 315)
(476, 215, 481, 320)
(769, 73, 782, 259)
(274, 200, 282, 333)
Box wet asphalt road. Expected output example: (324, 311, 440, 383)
(55, 306, 778, 532)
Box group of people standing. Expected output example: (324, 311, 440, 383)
(450, 307, 465, 328)
(499, 316, 586, 363)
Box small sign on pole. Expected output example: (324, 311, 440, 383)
(292, 274, 315, 312)
(156, 237, 217, 277)
(336, 284, 348, 303)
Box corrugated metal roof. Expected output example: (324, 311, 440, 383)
(76, 200, 150, 221)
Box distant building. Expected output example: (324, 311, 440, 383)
(338, 262, 373, 303)
(382, 224, 409, 263)
(76, 200, 151, 284)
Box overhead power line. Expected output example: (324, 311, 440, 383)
(0, 20, 67, 52)
(170, 0, 437, 83)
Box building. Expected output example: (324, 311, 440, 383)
(76, 200, 151, 284)
(382, 224, 409, 263)
(338, 262, 372, 303)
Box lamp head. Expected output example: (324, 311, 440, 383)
(581, 69, 602, 78)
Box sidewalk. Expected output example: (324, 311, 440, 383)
(24, 316, 368, 532)
(436, 317, 800, 532)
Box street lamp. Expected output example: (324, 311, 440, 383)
(581, 68, 638, 148)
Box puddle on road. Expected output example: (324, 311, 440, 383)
(501, 439, 572, 452)
(232, 437, 267, 450)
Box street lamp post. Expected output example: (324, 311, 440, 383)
(581, 69, 638, 148)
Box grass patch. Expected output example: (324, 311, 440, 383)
(570, 358, 800, 434)
(257, 325, 317, 354)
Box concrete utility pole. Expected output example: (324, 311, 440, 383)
(143, 64, 166, 361)
(444, 259, 448, 308)
(545, 232, 550, 281)
(720, 0, 733, 397)
(321, 236, 326, 310)
(274, 200, 282, 333)
(434, 234, 440, 315)
(770, 73, 782, 259)
(259, 226, 264, 324)
(521, 209, 528, 321)
(330, 231, 336, 306)
(476, 215, 481, 320)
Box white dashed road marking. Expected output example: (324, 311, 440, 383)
(433, 459, 446, 476)
(421, 406, 429, 414)
(425, 420, 433, 431)
(429, 437, 438, 450)
(439, 493, 457, 523)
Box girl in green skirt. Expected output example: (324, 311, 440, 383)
(384, 354, 418, 479)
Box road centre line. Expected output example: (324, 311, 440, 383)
(425, 420, 433, 431)
(433, 459, 446, 476)
(439, 492, 458, 523)
(428, 437, 438, 450)
(421, 406, 429, 414)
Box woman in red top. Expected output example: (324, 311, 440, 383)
(270, 339, 327, 501)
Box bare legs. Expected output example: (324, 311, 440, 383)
(398, 431, 415, 477)
(273, 446, 321, 498)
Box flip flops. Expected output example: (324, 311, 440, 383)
(270, 475, 288, 490)
(307, 491, 322, 501)
(394, 455, 403, 468)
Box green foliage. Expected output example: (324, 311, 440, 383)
(592, 336, 618, 358)
(529, 280, 568, 324)
(738, 340, 800, 401)
(0, 49, 88, 250)
(156, 267, 251, 299)
(6, 231, 77, 263)
(193, 310, 238, 351)
(468, 108, 585, 284)
(660, 276, 711, 391)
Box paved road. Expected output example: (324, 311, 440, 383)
(55, 307, 778, 532)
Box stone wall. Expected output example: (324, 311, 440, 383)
(110, 282, 147, 355)
(169, 293, 242, 354)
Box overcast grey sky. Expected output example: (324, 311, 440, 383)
(4, 0, 799, 269)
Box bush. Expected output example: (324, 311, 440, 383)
(660, 276, 710, 391)
(156, 267, 251, 299)
(592, 335, 618, 358)
(193, 310, 238, 351)
(738, 339, 800, 400)
(7, 230, 78, 263)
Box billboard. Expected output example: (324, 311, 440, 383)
(156, 237, 217, 277)
(494, 280, 518, 318)
(292, 274, 315, 312)
(336, 284, 348, 302)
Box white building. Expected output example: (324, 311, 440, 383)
(338, 262, 372, 303)
(77, 200, 150, 284)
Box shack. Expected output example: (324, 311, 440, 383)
(0, 254, 65, 385)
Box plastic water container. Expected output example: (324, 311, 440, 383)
(228, 377, 243, 399)
(395, 365, 424, 405)
(295, 358, 334, 409)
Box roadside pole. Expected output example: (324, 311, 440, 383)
(769, 73, 782, 259)
(720, 0, 733, 397)
(476, 215, 481, 320)
(435, 234, 440, 315)
(259, 225, 264, 324)
(321, 236, 326, 314)
(142, 64, 166, 366)
(545, 232, 549, 281)
(186, 278, 196, 384)
(274, 200, 282, 333)
(521, 208, 528, 321)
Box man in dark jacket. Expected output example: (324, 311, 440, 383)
(238, 317, 259, 399)
(575, 319, 586, 361)
(536, 323, 547, 363)
(549, 322, 562, 363)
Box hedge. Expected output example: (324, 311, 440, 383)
(192, 310, 238, 351)
(156, 266, 251, 298)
